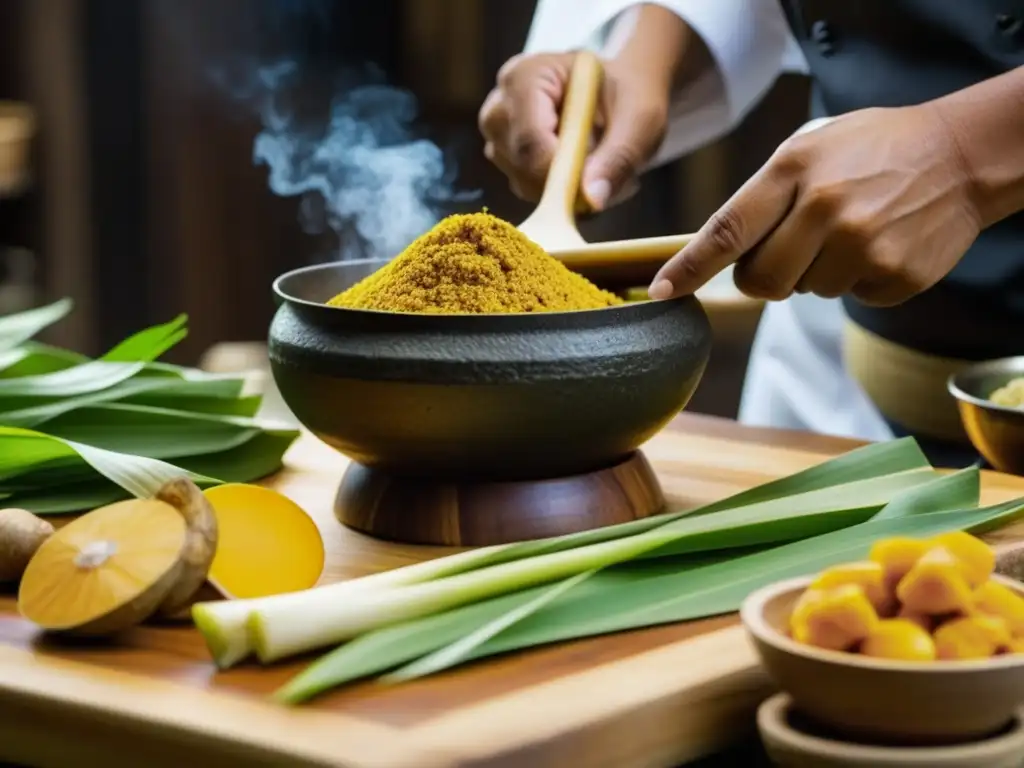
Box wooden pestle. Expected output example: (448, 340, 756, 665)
(515, 52, 695, 289)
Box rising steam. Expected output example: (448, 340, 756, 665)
(213, 57, 477, 261)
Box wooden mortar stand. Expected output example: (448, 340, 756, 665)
(336, 54, 674, 547)
(336, 452, 665, 547)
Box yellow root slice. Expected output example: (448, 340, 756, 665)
(896, 546, 975, 615)
(202, 484, 324, 600)
(869, 536, 929, 591)
(790, 584, 879, 651)
(971, 580, 1024, 637)
(809, 560, 895, 616)
(18, 499, 188, 635)
(0, 508, 54, 582)
(933, 615, 1011, 660)
(860, 618, 937, 662)
(153, 478, 219, 619)
(926, 531, 994, 588)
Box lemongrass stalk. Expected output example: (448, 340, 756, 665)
(192, 544, 514, 667)
(250, 534, 660, 662)
(196, 441, 932, 667)
(249, 469, 936, 662)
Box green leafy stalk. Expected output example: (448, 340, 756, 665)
(0, 298, 73, 351)
(193, 438, 931, 668)
(374, 468, 981, 686)
(249, 469, 940, 664)
(275, 473, 1016, 705)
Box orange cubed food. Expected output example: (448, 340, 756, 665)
(809, 561, 894, 615)
(933, 615, 1011, 660)
(896, 547, 975, 615)
(869, 537, 930, 590)
(790, 584, 879, 651)
(1007, 637, 1024, 654)
(860, 618, 937, 661)
(971, 580, 1024, 636)
(926, 531, 994, 588)
(896, 605, 935, 633)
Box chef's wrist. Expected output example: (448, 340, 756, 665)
(932, 68, 1024, 228)
(602, 3, 702, 92)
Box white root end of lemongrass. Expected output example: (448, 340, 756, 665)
(192, 546, 507, 668)
(0, 508, 55, 582)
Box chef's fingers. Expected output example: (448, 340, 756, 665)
(733, 201, 828, 300)
(501, 71, 562, 195)
(795, 227, 870, 298)
(485, 142, 545, 202)
(582, 91, 666, 211)
(649, 167, 797, 299)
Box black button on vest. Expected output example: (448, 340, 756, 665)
(779, 0, 1024, 360)
(810, 20, 836, 56)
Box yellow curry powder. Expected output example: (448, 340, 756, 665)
(326, 211, 623, 314)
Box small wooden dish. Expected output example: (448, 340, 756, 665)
(741, 575, 1024, 746)
(758, 693, 1024, 768)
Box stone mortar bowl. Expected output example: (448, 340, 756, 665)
(268, 260, 712, 482)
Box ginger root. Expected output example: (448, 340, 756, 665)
(0, 508, 54, 582)
(154, 477, 218, 619)
(18, 477, 219, 636)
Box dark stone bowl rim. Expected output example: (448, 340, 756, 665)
(272, 260, 703, 330)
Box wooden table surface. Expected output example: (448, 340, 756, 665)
(3, 413, 1024, 768)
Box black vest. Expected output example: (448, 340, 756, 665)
(779, 1, 1024, 360)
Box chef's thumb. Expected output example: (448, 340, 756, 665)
(581, 99, 665, 211)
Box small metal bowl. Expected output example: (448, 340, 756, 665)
(267, 260, 712, 482)
(948, 357, 1024, 475)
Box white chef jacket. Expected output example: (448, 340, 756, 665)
(523, 0, 895, 443)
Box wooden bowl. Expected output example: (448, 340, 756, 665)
(741, 575, 1024, 746)
(758, 693, 1024, 767)
(268, 260, 711, 482)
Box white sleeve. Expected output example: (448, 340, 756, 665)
(522, 0, 808, 166)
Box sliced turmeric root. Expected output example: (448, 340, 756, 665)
(809, 560, 895, 615)
(896, 546, 975, 615)
(971, 580, 1024, 636)
(869, 536, 929, 591)
(202, 484, 324, 600)
(860, 618, 937, 661)
(18, 499, 189, 635)
(18, 477, 219, 635)
(927, 531, 994, 588)
(933, 615, 1011, 660)
(790, 584, 879, 651)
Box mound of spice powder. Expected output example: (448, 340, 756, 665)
(326, 212, 623, 313)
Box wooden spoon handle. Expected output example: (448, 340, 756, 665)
(535, 51, 604, 222)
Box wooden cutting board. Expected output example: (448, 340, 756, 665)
(3, 414, 1024, 768)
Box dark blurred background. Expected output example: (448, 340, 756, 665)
(0, 0, 810, 417)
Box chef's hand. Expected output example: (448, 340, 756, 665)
(478, 51, 669, 211)
(649, 104, 983, 307)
